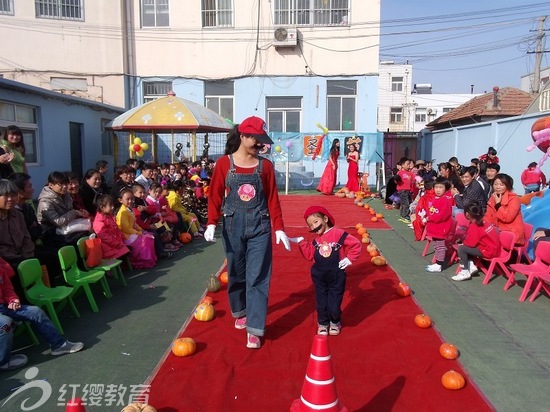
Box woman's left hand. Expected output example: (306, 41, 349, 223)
(275, 230, 291, 251)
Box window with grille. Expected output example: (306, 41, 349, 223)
(390, 107, 402, 123)
(35, 0, 83, 21)
(141, 0, 169, 27)
(205, 81, 234, 121)
(327, 80, 356, 131)
(415, 113, 426, 123)
(201, 0, 233, 28)
(143, 81, 172, 103)
(0, 0, 13, 15)
(0, 101, 39, 164)
(391, 77, 403, 92)
(266, 97, 302, 132)
(274, 0, 349, 26)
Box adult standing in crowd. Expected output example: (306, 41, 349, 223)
(0, 125, 27, 174)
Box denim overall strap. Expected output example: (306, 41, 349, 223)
(221, 154, 272, 337)
(311, 231, 348, 326)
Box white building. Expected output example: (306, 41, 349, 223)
(520, 66, 550, 94)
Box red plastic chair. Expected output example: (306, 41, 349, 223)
(507, 241, 550, 302)
(514, 223, 533, 264)
(479, 230, 515, 285)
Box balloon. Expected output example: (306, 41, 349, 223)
(141, 142, 149, 151)
(133, 137, 142, 145)
(285, 141, 292, 149)
(275, 145, 282, 153)
(136, 150, 144, 157)
(133, 144, 142, 152)
(128, 145, 134, 152)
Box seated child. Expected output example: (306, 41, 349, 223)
(0, 257, 83, 371)
(452, 202, 501, 282)
(92, 194, 130, 260)
(412, 181, 435, 241)
(290, 206, 362, 336)
(165, 180, 202, 238)
(424, 177, 454, 273)
(116, 188, 157, 269)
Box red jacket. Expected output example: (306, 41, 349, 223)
(92, 213, 130, 260)
(396, 170, 414, 191)
(463, 222, 501, 259)
(298, 228, 362, 263)
(425, 196, 453, 239)
(521, 167, 546, 187)
(0, 258, 18, 305)
(485, 191, 525, 245)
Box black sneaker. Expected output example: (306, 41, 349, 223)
(51, 341, 84, 356)
(0, 354, 28, 371)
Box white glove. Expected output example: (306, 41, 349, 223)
(418, 209, 426, 218)
(275, 230, 291, 251)
(288, 236, 304, 244)
(204, 224, 216, 242)
(338, 257, 352, 269)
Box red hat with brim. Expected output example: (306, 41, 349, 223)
(304, 206, 335, 226)
(238, 116, 274, 145)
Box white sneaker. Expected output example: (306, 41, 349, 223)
(468, 261, 479, 275)
(452, 269, 472, 282)
(425, 263, 442, 273)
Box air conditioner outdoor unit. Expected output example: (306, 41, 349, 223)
(427, 108, 433, 114)
(273, 27, 298, 47)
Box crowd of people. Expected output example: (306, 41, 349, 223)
(0, 124, 218, 369)
(385, 146, 549, 282)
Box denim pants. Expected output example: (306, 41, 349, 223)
(0, 305, 65, 363)
(524, 184, 540, 194)
(399, 190, 411, 218)
(222, 210, 272, 337)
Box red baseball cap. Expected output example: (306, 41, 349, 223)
(304, 205, 335, 226)
(238, 116, 274, 144)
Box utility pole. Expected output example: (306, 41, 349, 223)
(532, 16, 547, 94)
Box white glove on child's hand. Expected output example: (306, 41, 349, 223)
(275, 230, 291, 251)
(204, 225, 216, 242)
(338, 257, 352, 269)
(288, 236, 304, 244)
(418, 209, 426, 218)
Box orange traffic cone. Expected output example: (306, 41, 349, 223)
(66, 398, 86, 412)
(290, 335, 348, 412)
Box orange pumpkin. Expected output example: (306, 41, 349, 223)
(414, 314, 432, 328)
(440, 343, 459, 360)
(122, 403, 157, 412)
(355, 223, 363, 229)
(179, 232, 192, 244)
(370, 255, 386, 266)
(363, 204, 370, 209)
(219, 271, 229, 284)
(200, 296, 213, 305)
(371, 217, 378, 222)
(376, 213, 384, 219)
(441, 370, 466, 390)
(366, 244, 378, 253)
(361, 237, 371, 244)
(357, 228, 366, 236)
(369, 209, 376, 215)
(194, 303, 215, 321)
(172, 337, 196, 357)
(396, 282, 411, 297)
(369, 249, 380, 257)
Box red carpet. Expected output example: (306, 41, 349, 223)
(147, 197, 492, 412)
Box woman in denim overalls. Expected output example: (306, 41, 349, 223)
(205, 117, 291, 349)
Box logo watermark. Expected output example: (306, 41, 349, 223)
(2, 367, 150, 410)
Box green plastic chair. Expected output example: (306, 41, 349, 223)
(17, 259, 80, 334)
(58, 246, 112, 313)
(76, 236, 127, 287)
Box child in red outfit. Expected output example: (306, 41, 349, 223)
(293, 206, 362, 336)
(424, 177, 454, 273)
(92, 194, 130, 260)
(396, 159, 415, 222)
(452, 202, 501, 282)
(412, 181, 435, 241)
(520, 162, 547, 194)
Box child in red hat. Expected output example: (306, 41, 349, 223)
(290, 206, 362, 336)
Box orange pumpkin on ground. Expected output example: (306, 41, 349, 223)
(368, 249, 380, 257)
(441, 370, 466, 390)
(122, 403, 157, 412)
(366, 244, 378, 253)
(200, 296, 213, 305)
(172, 337, 196, 357)
(355, 223, 363, 229)
(371, 217, 378, 222)
(361, 237, 371, 244)
(180, 232, 192, 243)
(414, 314, 432, 328)
(396, 282, 411, 297)
(376, 213, 384, 219)
(371, 255, 386, 266)
(194, 303, 215, 321)
(219, 271, 229, 284)
(363, 204, 370, 209)
(440, 343, 459, 360)
(357, 228, 366, 236)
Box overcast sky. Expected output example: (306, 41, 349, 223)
(379, 1, 550, 94)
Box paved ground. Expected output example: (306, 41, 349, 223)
(1, 192, 549, 411)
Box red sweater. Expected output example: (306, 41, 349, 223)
(298, 228, 362, 263)
(207, 155, 284, 231)
(396, 170, 414, 191)
(0, 258, 18, 305)
(425, 196, 453, 239)
(463, 221, 501, 259)
(521, 168, 546, 186)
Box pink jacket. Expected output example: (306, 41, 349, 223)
(92, 213, 130, 260)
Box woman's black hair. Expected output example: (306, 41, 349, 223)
(9, 172, 31, 191)
(494, 173, 514, 191)
(82, 168, 100, 183)
(224, 125, 241, 155)
(487, 147, 497, 156)
(329, 139, 340, 156)
(48, 171, 69, 185)
(464, 202, 484, 226)
(433, 176, 450, 191)
(95, 194, 114, 211)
